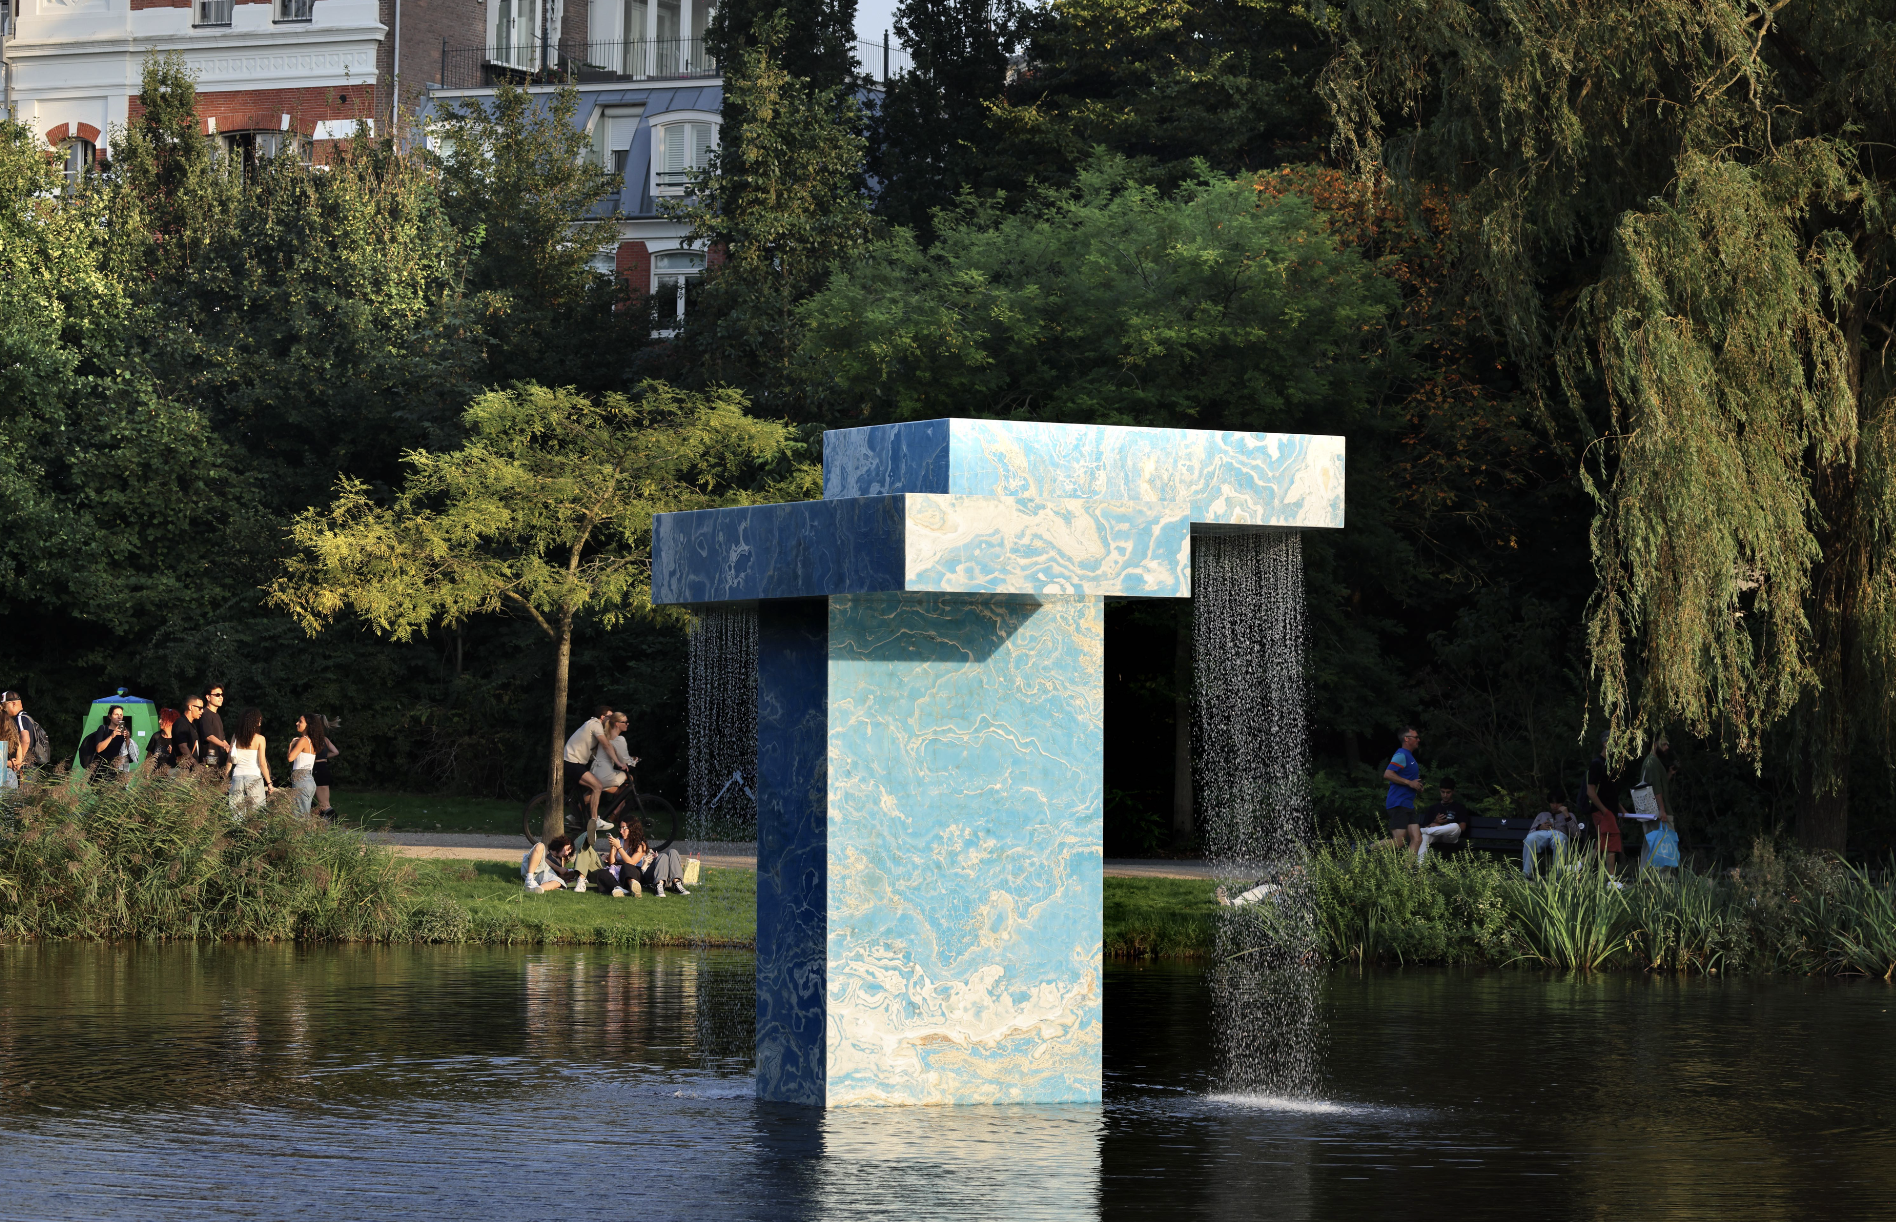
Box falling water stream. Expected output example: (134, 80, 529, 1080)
(686, 607, 760, 1067)
(1193, 530, 1324, 1099)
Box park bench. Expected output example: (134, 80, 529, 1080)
(1463, 815, 1589, 865)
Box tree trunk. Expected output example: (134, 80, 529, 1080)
(544, 608, 575, 843)
(1172, 600, 1193, 847)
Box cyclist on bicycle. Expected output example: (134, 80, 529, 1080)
(562, 705, 628, 826)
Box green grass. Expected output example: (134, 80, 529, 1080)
(402, 859, 756, 947)
(335, 791, 526, 836)
(1103, 876, 1219, 958)
(334, 790, 757, 843)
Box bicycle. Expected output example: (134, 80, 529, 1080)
(522, 774, 681, 851)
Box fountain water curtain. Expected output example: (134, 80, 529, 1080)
(687, 608, 760, 1069)
(1195, 531, 1324, 1099)
(651, 419, 1344, 1107)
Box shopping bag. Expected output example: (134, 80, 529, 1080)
(682, 856, 702, 886)
(1644, 825, 1681, 868)
(1630, 784, 1661, 817)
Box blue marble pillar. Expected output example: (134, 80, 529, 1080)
(756, 599, 830, 1105)
(826, 593, 1103, 1105)
(652, 419, 1344, 1107)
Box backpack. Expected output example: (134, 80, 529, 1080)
(20, 714, 50, 768)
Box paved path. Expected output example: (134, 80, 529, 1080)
(366, 832, 1213, 880)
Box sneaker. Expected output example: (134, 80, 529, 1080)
(651, 885, 664, 899)
(673, 883, 691, 896)
(611, 887, 627, 898)
(628, 880, 642, 896)
(574, 877, 588, 893)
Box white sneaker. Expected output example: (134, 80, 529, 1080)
(574, 877, 587, 893)
(651, 885, 664, 898)
(611, 887, 626, 898)
(628, 880, 642, 896)
(673, 883, 691, 896)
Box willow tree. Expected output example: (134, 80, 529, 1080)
(1325, 1, 1896, 849)
(270, 383, 815, 838)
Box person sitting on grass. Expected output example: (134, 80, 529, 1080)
(607, 816, 690, 897)
(522, 836, 578, 892)
(1415, 777, 1473, 861)
(1522, 795, 1581, 879)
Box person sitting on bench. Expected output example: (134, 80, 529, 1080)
(1415, 777, 1473, 860)
(1522, 795, 1580, 878)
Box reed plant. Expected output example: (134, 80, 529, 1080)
(0, 771, 412, 941)
(1308, 843, 1516, 964)
(1502, 852, 1634, 970)
(1622, 870, 1750, 973)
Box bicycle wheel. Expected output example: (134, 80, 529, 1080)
(636, 793, 682, 852)
(522, 791, 587, 844)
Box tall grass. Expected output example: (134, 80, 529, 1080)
(1306, 839, 1895, 976)
(0, 772, 411, 941)
(1506, 854, 1633, 971)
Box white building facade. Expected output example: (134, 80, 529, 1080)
(2, 0, 385, 168)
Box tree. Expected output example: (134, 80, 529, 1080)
(664, 15, 875, 419)
(429, 81, 638, 390)
(1326, 0, 1896, 850)
(706, 0, 861, 104)
(795, 157, 1396, 429)
(870, 0, 1023, 237)
(269, 383, 816, 839)
(987, 0, 1333, 194)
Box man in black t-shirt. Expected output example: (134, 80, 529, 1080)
(1415, 777, 1473, 860)
(198, 683, 230, 772)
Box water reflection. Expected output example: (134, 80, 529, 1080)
(0, 946, 1891, 1220)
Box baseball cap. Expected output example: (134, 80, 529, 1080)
(0, 692, 20, 703)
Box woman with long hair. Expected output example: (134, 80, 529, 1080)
(0, 713, 21, 789)
(310, 716, 340, 819)
(227, 707, 272, 819)
(286, 714, 323, 816)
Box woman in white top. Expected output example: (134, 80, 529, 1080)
(589, 714, 633, 791)
(227, 707, 273, 819)
(286, 714, 321, 816)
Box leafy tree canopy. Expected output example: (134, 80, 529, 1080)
(1326, 0, 1896, 847)
(797, 156, 1396, 430)
(269, 382, 817, 832)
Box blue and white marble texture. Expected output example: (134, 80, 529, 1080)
(652, 418, 1343, 1107)
(824, 594, 1103, 1106)
(822, 419, 1345, 531)
(755, 600, 831, 1106)
(652, 495, 1191, 606)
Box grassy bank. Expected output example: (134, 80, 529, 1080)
(402, 859, 753, 946)
(7, 776, 1890, 973)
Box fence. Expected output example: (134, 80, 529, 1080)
(437, 37, 715, 90)
(435, 35, 916, 91)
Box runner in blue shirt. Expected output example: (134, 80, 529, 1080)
(1383, 726, 1425, 852)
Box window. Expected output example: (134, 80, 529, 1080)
(195, 0, 232, 26)
(491, 0, 537, 69)
(275, 0, 314, 21)
(652, 121, 715, 194)
(222, 131, 307, 174)
(61, 140, 95, 191)
(589, 107, 641, 178)
(653, 249, 705, 326)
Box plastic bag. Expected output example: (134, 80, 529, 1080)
(1644, 825, 1681, 868)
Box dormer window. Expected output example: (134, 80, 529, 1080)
(652, 121, 715, 195)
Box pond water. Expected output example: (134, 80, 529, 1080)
(0, 945, 1890, 1220)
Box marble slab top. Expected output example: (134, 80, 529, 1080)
(651, 494, 1192, 607)
(821, 419, 1345, 530)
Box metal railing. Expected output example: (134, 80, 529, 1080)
(436, 37, 716, 90)
(194, 0, 233, 27)
(275, 0, 315, 22)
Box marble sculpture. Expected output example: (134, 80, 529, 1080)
(651, 419, 1345, 1107)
